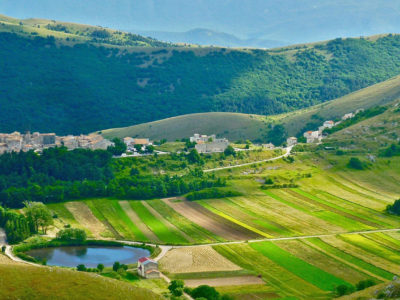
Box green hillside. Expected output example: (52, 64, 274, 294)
(0, 255, 162, 300)
(100, 112, 268, 141)
(3, 14, 400, 134)
(101, 75, 400, 141)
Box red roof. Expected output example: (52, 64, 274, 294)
(138, 257, 149, 263)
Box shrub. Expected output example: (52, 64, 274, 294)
(387, 199, 400, 215)
(56, 228, 87, 242)
(186, 187, 241, 200)
(77, 264, 87, 272)
(97, 263, 104, 272)
(356, 279, 376, 291)
(168, 280, 184, 296)
(347, 157, 367, 170)
(113, 261, 120, 272)
(190, 285, 220, 300)
(1, 245, 5, 252)
(335, 284, 355, 296)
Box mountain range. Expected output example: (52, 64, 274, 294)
(1, 0, 400, 46)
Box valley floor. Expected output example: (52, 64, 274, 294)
(43, 153, 400, 299)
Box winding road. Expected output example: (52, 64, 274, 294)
(203, 146, 293, 173)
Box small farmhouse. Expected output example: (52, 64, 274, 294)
(137, 257, 160, 279)
(342, 113, 355, 120)
(195, 138, 229, 153)
(263, 143, 275, 149)
(304, 131, 321, 143)
(323, 120, 334, 128)
(286, 137, 297, 147)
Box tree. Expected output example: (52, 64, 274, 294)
(267, 124, 288, 146)
(356, 279, 375, 291)
(335, 284, 354, 296)
(224, 145, 235, 156)
(56, 228, 87, 242)
(77, 264, 87, 271)
(387, 199, 400, 215)
(107, 138, 127, 156)
(134, 144, 143, 153)
(25, 202, 53, 234)
(97, 263, 104, 272)
(187, 149, 202, 164)
(113, 261, 120, 272)
(190, 285, 220, 300)
(347, 157, 366, 170)
(146, 145, 155, 153)
(168, 280, 184, 297)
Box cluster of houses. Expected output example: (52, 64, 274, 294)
(123, 137, 153, 153)
(0, 131, 114, 154)
(302, 110, 361, 144)
(190, 133, 230, 153)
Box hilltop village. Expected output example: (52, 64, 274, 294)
(0, 109, 360, 155)
(0, 132, 113, 154)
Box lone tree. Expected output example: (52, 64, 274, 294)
(24, 202, 53, 234)
(97, 263, 104, 273)
(387, 199, 400, 215)
(107, 138, 127, 156)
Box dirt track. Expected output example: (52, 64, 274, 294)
(163, 199, 260, 241)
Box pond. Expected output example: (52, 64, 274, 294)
(26, 246, 150, 268)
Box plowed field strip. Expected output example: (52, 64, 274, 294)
(164, 199, 259, 240)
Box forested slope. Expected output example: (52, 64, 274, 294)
(2, 14, 400, 134)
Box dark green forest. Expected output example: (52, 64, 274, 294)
(0, 147, 224, 209)
(2, 32, 400, 134)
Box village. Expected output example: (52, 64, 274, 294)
(0, 109, 360, 156)
(0, 131, 114, 154)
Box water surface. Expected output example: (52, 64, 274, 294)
(26, 245, 150, 267)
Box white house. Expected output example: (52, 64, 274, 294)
(342, 113, 355, 121)
(263, 143, 275, 149)
(286, 137, 297, 147)
(190, 133, 216, 143)
(195, 138, 229, 153)
(323, 120, 335, 128)
(137, 257, 160, 279)
(304, 131, 322, 143)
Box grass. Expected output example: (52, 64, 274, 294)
(198, 200, 273, 238)
(101, 112, 268, 141)
(0, 261, 162, 300)
(147, 199, 221, 243)
(129, 201, 188, 244)
(339, 234, 400, 264)
(308, 238, 395, 280)
(250, 241, 352, 291)
(169, 269, 253, 280)
(213, 243, 326, 299)
(85, 199, 143, 240)
(216, 284, 279, 300)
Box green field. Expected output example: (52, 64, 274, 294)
(129, 201, 188, 244)
(250, 242, 351, 291)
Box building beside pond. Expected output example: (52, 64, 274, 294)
(137, 257, 160, 279)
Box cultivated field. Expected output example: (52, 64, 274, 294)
(159, 246, 241, 274)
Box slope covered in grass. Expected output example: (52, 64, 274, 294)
(0, 255, 162, 300)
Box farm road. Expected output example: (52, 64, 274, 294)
(116, 227, 400, 251)
(203, 146, 293, 172)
